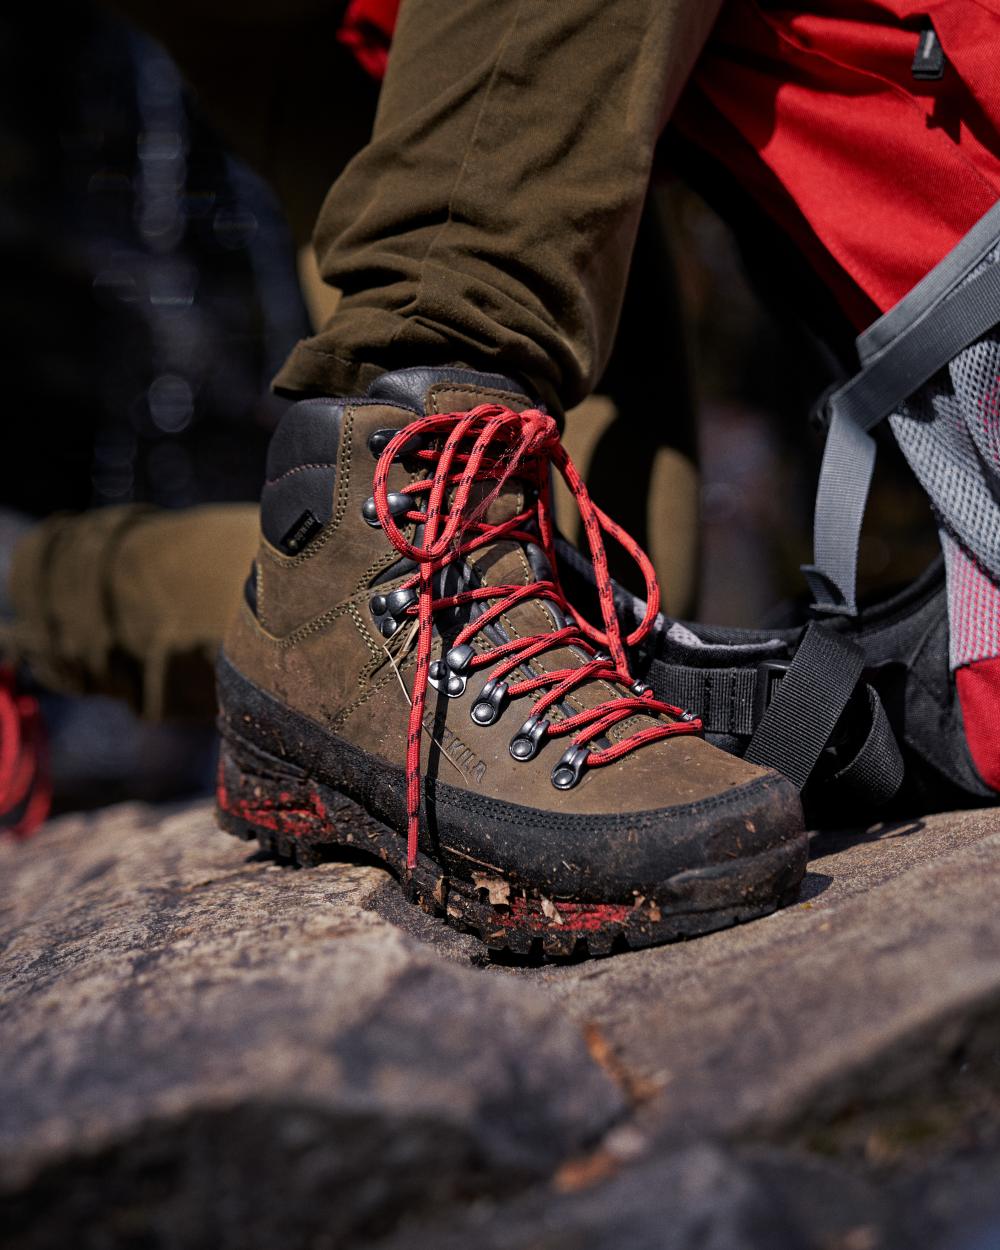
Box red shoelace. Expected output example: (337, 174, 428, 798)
(0, 665, 51, 838)
(370, 402, 705, 870)
(372, 404, 702, 870)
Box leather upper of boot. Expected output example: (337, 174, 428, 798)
(222, 367, 802, 886)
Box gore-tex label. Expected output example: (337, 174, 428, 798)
(280, 510, 324, 554)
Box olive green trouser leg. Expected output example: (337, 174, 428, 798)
(273, 0, 722, 417)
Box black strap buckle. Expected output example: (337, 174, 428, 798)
(753, 661, 789, 727)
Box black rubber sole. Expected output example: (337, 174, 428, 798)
(216, 734, 808, 961)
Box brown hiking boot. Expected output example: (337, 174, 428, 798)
(216, 368, 806, 957)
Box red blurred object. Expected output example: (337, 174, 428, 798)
(0, 666, 51, 838)
(337, 0, 400, 81)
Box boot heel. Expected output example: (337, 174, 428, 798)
(215, 738, 333, 865)
(215, 734, 451, 911)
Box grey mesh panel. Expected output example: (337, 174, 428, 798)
(807, 207, 1000, 617)
(941, 530, 1000, 670)
(886, 244, 1000, 636)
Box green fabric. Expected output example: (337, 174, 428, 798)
(7, 504, 258, 722)
(274, 0, 722, 414)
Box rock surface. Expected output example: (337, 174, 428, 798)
(0, 803, 623, 1249)
(538, 810, 1000, 1142)
(3, 799, 1000, 1248)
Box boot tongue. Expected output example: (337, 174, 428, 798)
(461, 488, 648, 738)
(373, 364, 540, 559)
(367, 368, 649, 733)
(466, 477, 530, 528)
(469, 539, 647, 738)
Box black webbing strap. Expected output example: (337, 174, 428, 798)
(744, 624, 865, 790)
(654, 626, 904, 805)
(804, 237, 1000, 615)
(821, 684, 904, 808)
(651, 665, 759, 736)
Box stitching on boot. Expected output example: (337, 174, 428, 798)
(422, 773, 781, 828)
(255, 557, 269, 632)
(264, 461, 338, 485)
(348, 602, 383, 667)
(329, 667, 404, 732)
(355, 551, 399, 596)
(244, 598, 355, 649)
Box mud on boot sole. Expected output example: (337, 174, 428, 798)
(215, 737, 808, 961)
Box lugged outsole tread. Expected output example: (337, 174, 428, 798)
(216, 741, 806, 963)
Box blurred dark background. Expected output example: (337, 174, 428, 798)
(0, 1, 310, 807)
(0, 2, 306, 519)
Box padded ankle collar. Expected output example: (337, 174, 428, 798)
(365, 367, 533, 413)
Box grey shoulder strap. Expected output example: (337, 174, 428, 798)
(803, 199, 1000, 616)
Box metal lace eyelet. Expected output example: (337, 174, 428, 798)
(362, 492, 409, 527)
(509, 716, 549, 762)
(370, 586, 417, 638)
(470, 679, 509, 726)
(368, 428, 422, 459)
(445, 643, 475, 674)
(386, 587, 417, 617)
(428, 658, 467, 698)
(367, 428, 395, 457)
(551, 745, 589, 790)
